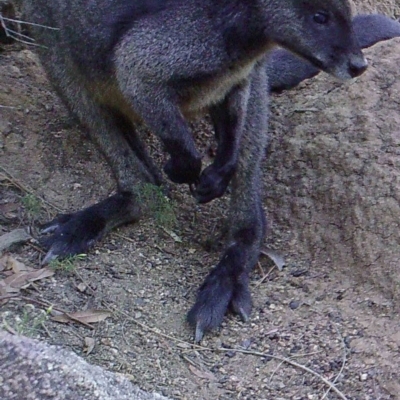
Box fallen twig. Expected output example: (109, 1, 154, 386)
(321, 323, 348, 400)
(0, 164, 63, 212)
(0, 105, 17, 109)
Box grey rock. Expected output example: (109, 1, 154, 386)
(0, 331, 172, 400)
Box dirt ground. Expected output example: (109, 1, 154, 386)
(1, 11, 400, 400)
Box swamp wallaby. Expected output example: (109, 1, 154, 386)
(22, 0, 376, 340)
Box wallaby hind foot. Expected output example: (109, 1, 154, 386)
(40, 192, 140, 264)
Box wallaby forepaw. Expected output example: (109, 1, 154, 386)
(194, 163, 235, 204)
(163, 154, 202, 184)
(40, 211, 106, 264)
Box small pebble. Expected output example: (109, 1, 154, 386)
(360, 373, 368, 381)
(289, 300, 300, 310)
(290, 269, 308, 277)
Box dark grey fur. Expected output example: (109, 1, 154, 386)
(23, 0, 368, 340)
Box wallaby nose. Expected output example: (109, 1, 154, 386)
(348, 56, 368, 78)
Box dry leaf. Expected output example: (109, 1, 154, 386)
(0, 258, 6, 272)
(83, 337, 95, 355)
(0, 203, 19, 213)
(0, 280, 20, 295)
(188, 365, 217, 381)
(3, 268, 54, 288)
(260, 247, 286, 271)
(0, 255, 31, 273)
(0, 265, 54, 296)
(52, 309, 112, 325)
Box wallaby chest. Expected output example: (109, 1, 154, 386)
(174, 37, 273, 116)
(178, 57, 263, 117)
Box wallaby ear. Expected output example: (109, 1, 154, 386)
(268, 14, 400, 93)
(266, 49, 320, 93)
(353, 14, 400, 48)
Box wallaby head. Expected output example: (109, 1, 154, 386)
(265, 0, 368, 80)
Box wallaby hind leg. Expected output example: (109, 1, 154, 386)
(193, 81, 250, 204)
(39, 76, 161, 263)
(187, 63, 269, 342)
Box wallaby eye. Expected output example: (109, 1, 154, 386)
(313, 11, 329, 24)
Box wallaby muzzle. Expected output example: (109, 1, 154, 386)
(329, 50, 368, 80)
(347, 54, 368, 77)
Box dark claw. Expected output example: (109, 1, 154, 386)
(42, 249, 58, 265)
(189, 182, 197, 196)
(230, 274, 252, 322)
(193, 163, 235, 204)
(195, 324, 204, 343)
(40, 224, 59, 235)
(236, 307, 250, 323)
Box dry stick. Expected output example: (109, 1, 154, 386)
(0, 12, 7, 35)
(104, 302, 206, 350)
(0, 295, 94, 329)
(113, 232, 137, 244)
(27, 242, 46, 254)
(0, 165, 63, 212)
(3, 29, 39, 46)
(0, 13, 37, 46)
(321, 323, 348, 400)
(4, 27, 34, 42)
(0, 294, 65, 314)
(64, 312, 94, 330)
(106, 302, 348, 400)
(269, 359, 285, 384)
(255, 264, 276, 287)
